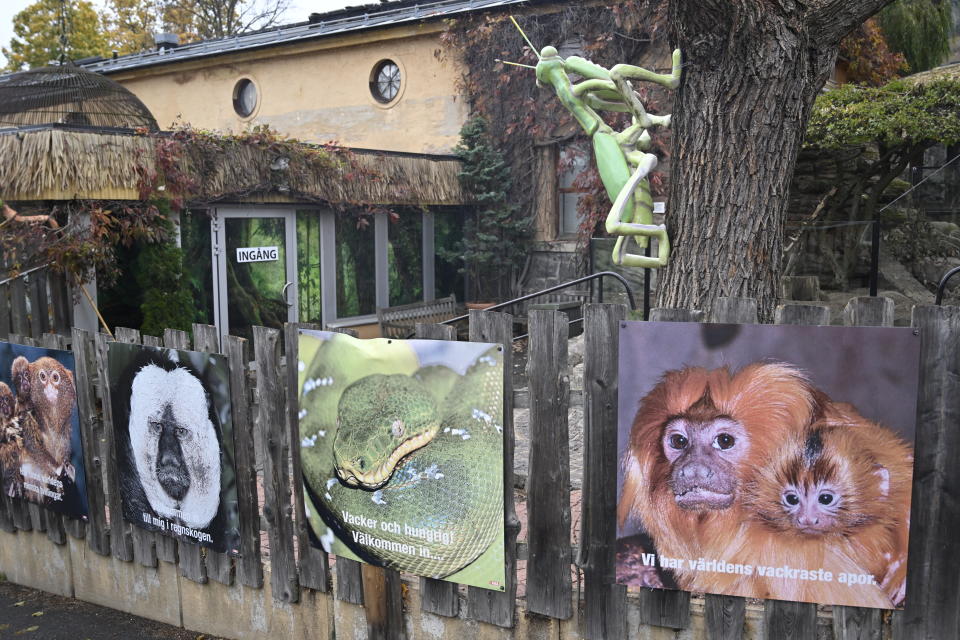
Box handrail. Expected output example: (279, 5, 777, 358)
(0, 262, 51, 287)
(442, 271, 638, 328)
(936, 265, 960, 305)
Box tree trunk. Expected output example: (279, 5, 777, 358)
(658, 0, 894, 320)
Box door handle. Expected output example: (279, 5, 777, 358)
(282, 281, 294, 307)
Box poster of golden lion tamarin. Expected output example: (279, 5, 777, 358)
(616, 322, 919, 609)
(0, 340, 88, 519)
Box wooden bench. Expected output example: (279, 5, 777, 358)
(376, 295, 459, 339)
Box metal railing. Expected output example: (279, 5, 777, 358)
(441, 271, 639, 340)
(936, 265, 960, 305)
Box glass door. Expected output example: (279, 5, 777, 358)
(212, 208, 298, 341)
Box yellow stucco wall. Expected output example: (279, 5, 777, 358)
(111, 27, 468, 155)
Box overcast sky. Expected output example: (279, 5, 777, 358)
(0, 0, 356, 68)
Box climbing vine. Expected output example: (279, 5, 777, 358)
(1, 124, 390, 291)
(441, 1, 673, 251)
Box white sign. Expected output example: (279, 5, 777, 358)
(653, 202, 666, 214)
(236, 246, 279, 263)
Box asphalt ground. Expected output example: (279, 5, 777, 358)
(0, 579, 227, 640)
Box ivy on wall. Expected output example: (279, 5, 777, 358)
(441, 1, 673, 251)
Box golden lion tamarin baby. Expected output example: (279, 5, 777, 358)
(618, 362, 827, 590)
(743, 418, 913, 606)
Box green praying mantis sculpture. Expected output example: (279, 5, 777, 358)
(508, 19, 682, 268)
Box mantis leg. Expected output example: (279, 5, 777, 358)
(605, 153, 670, 268)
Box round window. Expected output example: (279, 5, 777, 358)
(233, 78, 258, 117)
(370, 60, 401, 104)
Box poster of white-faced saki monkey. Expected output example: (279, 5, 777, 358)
(0, 340, 88, 519)
(108, 343, 240, 554)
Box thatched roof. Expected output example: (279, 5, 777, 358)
(905, 62, 960, 85)
(0, 126, 465, 205)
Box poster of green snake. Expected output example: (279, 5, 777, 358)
(297, 330, 506, 590)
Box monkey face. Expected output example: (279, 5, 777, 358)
(150, 404, 191, 501)
(11, 356, 31, 400)
(780, 481, 844, 534)
(129, 363, 221, 529)
(36, 361, 64, 405)
(0, 382, 13, 420)
(663, 414, 750, 510)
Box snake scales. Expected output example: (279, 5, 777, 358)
(298, 332, 504, 582)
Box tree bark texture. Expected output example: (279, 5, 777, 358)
(658, 0, 895, 320)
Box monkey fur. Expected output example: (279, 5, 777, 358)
(618, 362, 912, 608)
(0, 381, 24, 498)
(10, 356, 77, 483)
(618, 363, 827, 590)
(113, 347, 230, 545)
(742, 417, 913, 606)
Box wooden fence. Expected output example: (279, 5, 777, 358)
(0, 295, 958, 639)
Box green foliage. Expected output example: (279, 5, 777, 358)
(448, 116, 530, 300)
(806, 79, 960, 150)
(134, 214, 196, 335)
(878, 0, 952, 73)
(443, 1, 672, 252)
(839, 18, 908, 86)
(3, 0, 107, 70)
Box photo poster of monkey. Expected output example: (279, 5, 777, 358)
(0, 340, 88, 519)
(107, 342, 241, 555)
(297, 330, 507, 591)
(615, 321, 921, 609)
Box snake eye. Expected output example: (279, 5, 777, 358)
(355, 457, 365, 471)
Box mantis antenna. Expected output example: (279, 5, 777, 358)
(495, 59, 536, 69)
(509, 16, 540, 58)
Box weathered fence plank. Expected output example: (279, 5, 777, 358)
(762, 600, 818, 639)
(193, 323, 235, 587)
(361, 562, 404, 640)
(842, 296, 894, 328)
(833, 297, 891, 640)
(773, 303, 830, 326)
(49, 272, 71, 336)
(283, 322, 329, 593)
(224, 335, 263, 589)
(703, 298, 759, 640)
(72, 328, 110, 556)
(10, 278, 29, 337)
(466, 310, 519, 628)
(763, 302, 829, 638)
(893, 305, 960, 639)
(581, 303, 627, 640)
(28, 270, 49, 338)
(253, 325, 299, 603)
(525, 309, 572, 619)
(414, 322, 460, 618)
(164, 328, 207, 584)
(0, 283, 11, 340)
(115, 327, 158, 569)
(139, 334, 178, 565)
(95, 331, 134, 562)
